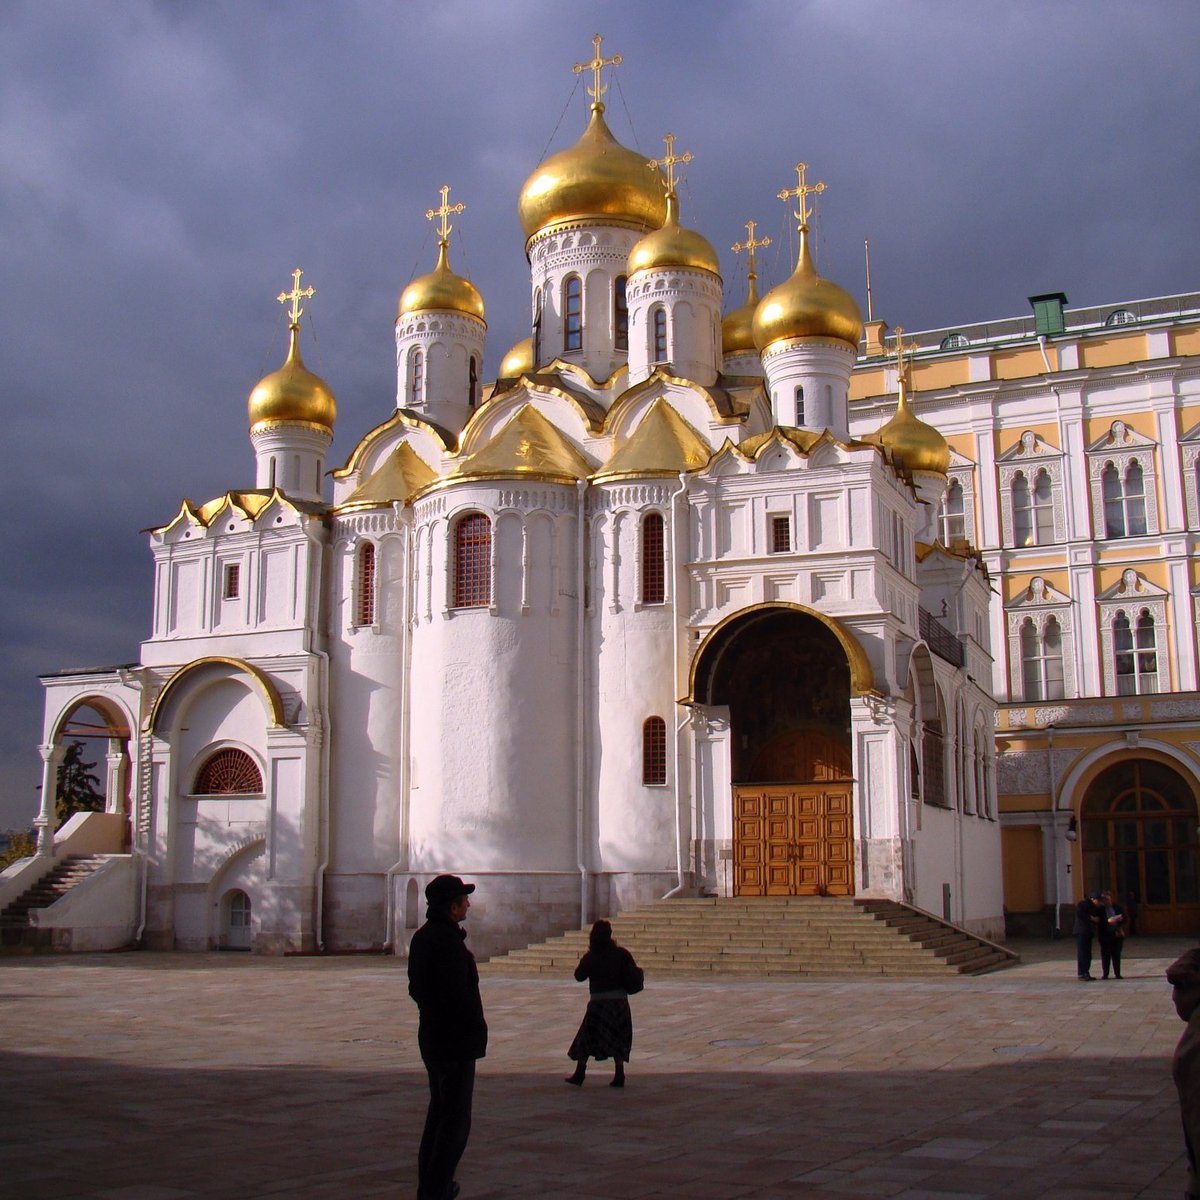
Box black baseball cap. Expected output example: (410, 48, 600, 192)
(425, 874, 476, 905)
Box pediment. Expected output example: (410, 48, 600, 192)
(1006, 576, 1071, 609)
(947, 448, 975, 471)
(996, 430, 1061, 462)
(1096, 569, 1167, 603)
(337, 443, 437, 511)
(449, 404, 594, 483)
(1087, 419, 1155, 453)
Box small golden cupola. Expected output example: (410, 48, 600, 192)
(752, 166, 863, 353)
(876, 327, 950, 477)
(398, 187, 485, 322)
(627, 136, 719, 277)
(248, 272, 337, 435)
(518, 36, 667, 243)
(722, 219, 770, 361)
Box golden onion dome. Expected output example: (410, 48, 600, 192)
(499, 336, 534, 378)
(518, 105, 668, 241)
(752, 227, 864, 351)
(722, 274, 760, 356)
(248, 324, 337, 434)
(398, 241, 485, 322)
(627, 192, 720, 278)
(877, 378, 950, 476)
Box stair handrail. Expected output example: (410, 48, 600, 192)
(855, 898, 1019, 960)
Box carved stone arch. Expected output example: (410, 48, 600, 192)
(50, 692, 135, 745)
(149, 657, 285, 733)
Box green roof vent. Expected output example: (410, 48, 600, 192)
(1029, 292, 1069, 337)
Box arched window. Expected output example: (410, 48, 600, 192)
(1103, 461, 1147, 539)
(940, 479, 965, 544)
(194, 749, 263, 795)
(355, 542, 376, 627)
(641, 512, 665, 605)
(651, 307, 667, 363)
(940, 332, 970, 350)
(410, 348, 425, 405)
(1114, 609, 1158, 695)
(1020, 616, 1065, 702)
(453, 513, 491, 608)
(794, 386, 805, 427)
(642, 716, 667, 785)
(563, 275, 583, 352)
(468, 356, 478, 409)
(1105, 309, 1136, 327)
(614, 275, 629, 352)
(1012, 470, 1053, 546)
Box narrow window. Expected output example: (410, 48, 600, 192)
(652, 307, 667, 363)
(940, 479, 965, 544)
(614, 275, 629, 352)
(1032, 469, 1054, 544)
(794, 386, 805, 427)
(1117, 609, 1159, 695)
(641, 512, 665, 605)
(563, 275, 582, 352)
(1114, 611, 1137, 694)
(410, 348, 424, 405)
(1102, 463, 1124, 537)
(195, 749, 263, 795)
(222, 563, 240, 600)
(1012, 472, 1032, 546)
(468, 356, 478, 409)
(770, 515, 791, 553)
(1124, 461, 1147, 536)
(356, 542, 376, 627)
(533, 287, 543, 365)
(642, 717, 667, 785)
(1021, 616, 1064, 702)
(229, 890, 252, 930)
(453, 513, 491, 608)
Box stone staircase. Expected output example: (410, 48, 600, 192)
(484, 896, 1019, 979)
(0, 855, 111, 950)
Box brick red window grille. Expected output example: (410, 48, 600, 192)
(195, 749, 263, 795)
(563, 276, 583, 351)
(454, 513, 491, 608)
(356, 542, 376, 626)
(641, 512, 665, 605)
(642, 717, 667, 785)
(223, 563, 240, 600)
(770, 516, 791, 553)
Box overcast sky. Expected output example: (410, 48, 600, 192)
(2, 0, 1198, 829)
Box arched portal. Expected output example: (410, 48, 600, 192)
(1081, 758, 1200, 935)
(693, 607, 856, 897)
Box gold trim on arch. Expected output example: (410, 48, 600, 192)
(683, 602, 877, 703)
(148, 657, 286, 732)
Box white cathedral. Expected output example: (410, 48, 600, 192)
(26, 44, 1003, 956)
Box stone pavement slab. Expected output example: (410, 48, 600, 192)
(0, 938, 1192, 1199)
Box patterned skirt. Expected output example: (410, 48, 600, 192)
(568, 997, 633, 1063)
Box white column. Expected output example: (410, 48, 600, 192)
(105, 738, 128, 817)
(35, 743, 65, 856)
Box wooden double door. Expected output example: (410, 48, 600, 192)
(734, 784, 854, 897)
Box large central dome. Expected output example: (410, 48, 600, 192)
(518, 105, 668, 242)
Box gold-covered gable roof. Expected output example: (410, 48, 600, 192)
(337, 443, 437, 512)
(149, 489, 318, 536)
(595, 398, 711, 481)
(448, 404, 593, 484)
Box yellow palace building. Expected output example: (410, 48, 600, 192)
(850, 292, 1200, 935)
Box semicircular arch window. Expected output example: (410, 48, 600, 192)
(194, 748, 263, 795)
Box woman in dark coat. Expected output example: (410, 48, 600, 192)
(1098, 889, 1127, 980)
(565, 919, 643, 1088)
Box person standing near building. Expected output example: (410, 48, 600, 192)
(1098, 889, 1127, 980)
(1073, 892, 1102, 981)
(408, 875, 487, 1200)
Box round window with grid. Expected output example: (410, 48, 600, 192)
(194, 749, 263, 795)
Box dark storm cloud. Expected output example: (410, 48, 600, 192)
(2, 0, 1198, 826)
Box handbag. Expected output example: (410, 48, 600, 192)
(621, 953, 645, 995)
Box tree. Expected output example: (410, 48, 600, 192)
(55, 740, 104, 828)
(0, 830, 36, 871)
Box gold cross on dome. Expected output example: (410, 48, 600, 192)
(778, 161, 826, 228)
(648, 132, 693, 195)
(425, 184, 466, 244)
(277, 269, 315, 325)
(892, 326, 915, 382)
(732, 219, 771, 276)
(573, 33, 621, 104)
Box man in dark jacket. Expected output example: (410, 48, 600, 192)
(408, 874, 487, 1200)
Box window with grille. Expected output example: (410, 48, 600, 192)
(563, 275, 582, 351)
(939, 479, 965, 544)
(1020, 615, 1065, 702)
(410, 348, 424, 405)
(1114, 609, 1158, 695)
(195, 749, 263, 795)
(770, 515, 791, 553)
(614, 275, 628, 352)
(1102, 461, 1147, 538)
(641, 512, 665, 605)
(222, 563, 240, 600)
(794, 386, 805, 426)
(922, 724, 946, 807)
(651, 307, 668, 363)
(453, 513, 491, 608)
(356, 542, 376, 627)
(642, 716, 667, 785)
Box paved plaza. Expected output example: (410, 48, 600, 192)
(1, 938, 1194, 1199)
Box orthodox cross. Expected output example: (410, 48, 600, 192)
(573, 33, 621, 105)
(778, 161, 826, 228)
(277, 269, 315, 325)
(648, 132, 693, 195)
(425, 184, 466, 245)
(732, 219, 771, 279)
(892, 325, 915, 386)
